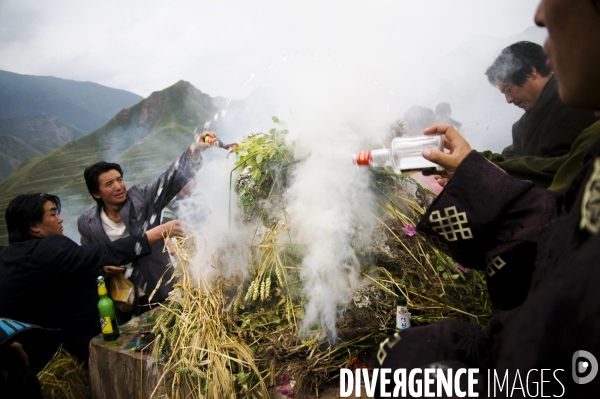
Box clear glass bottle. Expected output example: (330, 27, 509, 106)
(354, 135, 444, 174)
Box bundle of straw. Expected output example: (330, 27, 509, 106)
(150, 234, 269, 399)
(37, 347, 89, 399)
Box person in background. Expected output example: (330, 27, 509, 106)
(479, 41, 597, 192)
(377, 1, 600, 396)
(0, 318, 48, 399)
(435, 102, 465, 137)
(0, 193, 186, 365)
(402, 105, 437, 136)
(78, 131, 217, 322)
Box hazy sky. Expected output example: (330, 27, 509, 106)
(0, 0, 542, 99)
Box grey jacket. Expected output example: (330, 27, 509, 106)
(77, 150, 202, 302)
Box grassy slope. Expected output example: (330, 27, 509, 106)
(0, 69, 143, 133)
(0, 135, 45, 180)
(0, 80, 216, 244)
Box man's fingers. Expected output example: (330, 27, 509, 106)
(103, 265, 125, 277)
(436, 177, 449, 187)
(198, 131, 217, 142)
(422, 148, 456, 171)
(424, 124, 462, 143)
(164, 220, 192, 237)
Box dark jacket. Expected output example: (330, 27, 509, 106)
(0, 234, 151, 366)
(77, 150, 202, 302)
(482, 76, 597, 192)
(503, 75, 595, 158)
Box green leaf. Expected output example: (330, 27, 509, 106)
(239, 150, 249, 157)
(272, 116, 280, 124)
(252, 169, 261, 180)
(256, 154, 263, 164)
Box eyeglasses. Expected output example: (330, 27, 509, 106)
(499, 83, 514, 95)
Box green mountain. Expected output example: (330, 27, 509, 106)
(0, 115, 86, 180)
(0, 135, 45, 180)
(0, 114, 86, 149)
(0, 80, 217, 244)
(0, 69, 143, 133)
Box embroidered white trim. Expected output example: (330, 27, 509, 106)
(580, 158, 600, 234)
(486, 255, 506, 277)
(429, 206, 473, 241)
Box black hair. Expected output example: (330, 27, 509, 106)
(403, 105, 437, 135)
(435, 102, 451, 115)
(485, 41, 551, 87)
(83, 161, 124, 206)
(6, 193, 61, 243)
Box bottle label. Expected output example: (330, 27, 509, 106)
(396, 305, 411, 330)
(100, 316, 114, 334)
(204, 136, 219, 146)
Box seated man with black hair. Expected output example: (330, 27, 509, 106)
(0, 193, 186, 366)
(479, 41, 597, 193)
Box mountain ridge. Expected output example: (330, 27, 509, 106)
(0, 79, 218, 244)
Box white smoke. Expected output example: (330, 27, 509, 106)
(284, 123, 377, 342)
(178, 152, 253, 288)
(271, 65, 385, 342)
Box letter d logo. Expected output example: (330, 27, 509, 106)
(572, 350, 598, 384)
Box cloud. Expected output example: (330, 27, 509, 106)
(0, 0, 541, 98)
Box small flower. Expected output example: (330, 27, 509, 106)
(401, 224, 417, 237)
(455, 263, 468, 273)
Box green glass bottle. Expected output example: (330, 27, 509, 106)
(97, 276, 120, 341)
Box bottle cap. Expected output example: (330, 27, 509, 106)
(396, 295, 407, 306)
(97, 276, 107, 296)
(353, 150, 372, 166)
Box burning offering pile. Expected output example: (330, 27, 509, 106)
(147, 120, 491, 398)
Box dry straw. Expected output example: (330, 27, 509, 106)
(146, 130, 490, 397)
(37, 347, 89, 399)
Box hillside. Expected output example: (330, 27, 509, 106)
(0, 70, 144, 182)
(0, 115, 86, 179)
(0, 135, 45, 180)
(0, 70, 143, 133)
(0, 80, 218, 244)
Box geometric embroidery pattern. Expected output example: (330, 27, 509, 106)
(429, 206, 473, 241)
(485, 255, 506, 277)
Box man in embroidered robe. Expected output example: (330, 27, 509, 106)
(376, 1, 600, 397)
